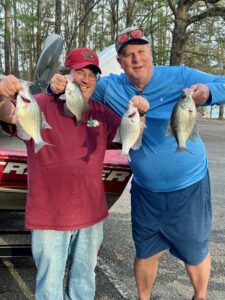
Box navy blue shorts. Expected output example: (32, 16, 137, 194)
(131, 172, 212, 265)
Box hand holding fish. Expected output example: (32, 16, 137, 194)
(0, 75, 52, 153)
(59, 75, 87, 125)
(168, 88, 197, 153)
(16, 84, 52, 153)
(50, 74, 67, 94)
(190, 83, 210, 106)
(0, 75, 22, 123)
(0, 75, 21, 99)
(130, 95, 150, 116)
(113, 101, 146, 161)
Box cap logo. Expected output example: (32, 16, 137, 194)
(81, 50, 95, 60)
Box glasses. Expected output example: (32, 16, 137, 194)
(116, 29, 144, 45)
(71, 69, 100, 82)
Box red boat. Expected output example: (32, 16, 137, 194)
(0, 147, 131, 211)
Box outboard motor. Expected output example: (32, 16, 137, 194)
(30, 33, 64, 94)
(0, 33, 64, 95)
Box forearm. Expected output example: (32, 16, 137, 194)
(206, 82, 225, 106)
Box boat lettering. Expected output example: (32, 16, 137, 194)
(1, 162, 27, 175)
(1, 161, 130, 181)
(102, 170, 130, 182)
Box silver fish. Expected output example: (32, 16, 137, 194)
(169, 88, 197, 152)
(113, 102, 145, 161)
(16, 84, 52, 153)
(60, 75, 87, 124)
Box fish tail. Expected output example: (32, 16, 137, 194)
(120, 149, 131, 161)
(117, 152, 130, 162)
(176, 146, 193, 155)
(121, 153, 131, 162)
(41, 112, 52, 129)
(75, 119, 83, 127)
(34, 141, 53, 153)
(112, 128, 121, 144)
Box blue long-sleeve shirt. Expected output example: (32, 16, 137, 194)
(93, 66, 225, 192)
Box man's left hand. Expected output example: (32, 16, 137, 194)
(191, 83, 210, 106)
(131, 95, 150, 113)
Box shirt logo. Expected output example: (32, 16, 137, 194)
(87, 116, 99, 127)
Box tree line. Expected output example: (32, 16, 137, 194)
(0, 0, 225, 118)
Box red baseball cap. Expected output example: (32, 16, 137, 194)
(64, 48, 101, 74)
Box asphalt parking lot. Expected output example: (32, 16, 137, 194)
(0, 117, 225, 299)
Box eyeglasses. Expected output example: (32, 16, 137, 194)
(71, 69, 100, 82)
(116, 29, 144, 45)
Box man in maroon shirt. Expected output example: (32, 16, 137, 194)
(0, 48, 121, 300)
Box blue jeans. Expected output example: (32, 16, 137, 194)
(31, 222, 103, 300)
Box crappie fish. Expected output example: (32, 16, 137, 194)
(113, 102, 146, 161)
(60, 75, 87, 124)
(169, 88, 197, 152)
(16, 84, 52, 153)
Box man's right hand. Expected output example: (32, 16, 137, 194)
(50, 74, 67, 94)
(0, 75, 20, 123)
(0, 75, 21, 99)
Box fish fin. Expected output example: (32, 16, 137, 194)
(34, 141, 53, 153)
(41, 112, 52, 129)
(165, 121, 173, 136)
(122, 153, 131, 162)
(16, 123, 31, 140)
(112, 129, 122, 144)
(63, 103, 75, 117)
(189, 125, 198, 141)
(59, 94, 66, 101)
(140, 121, 147, 129)
(132, 134, 143, 150)
(117, 151, 131, 162)
(10, 108, 17, 118)
(181, 102, 192, 111)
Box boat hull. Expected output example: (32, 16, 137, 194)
(0, 148, 132, 210)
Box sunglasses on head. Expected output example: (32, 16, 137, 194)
(116, 29, 144, 45)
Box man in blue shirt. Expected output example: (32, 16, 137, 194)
(50, 27, 225, 300)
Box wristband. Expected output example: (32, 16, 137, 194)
(47, 84, 53, 96)
(138, 110, 146, 117)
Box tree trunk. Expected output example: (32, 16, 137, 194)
(168, 0, 225, 66)
(218, 105, 224, 120)
(12, 0, 19, 77)
(55, 0, 62, 34)
(4, 0, 11, 74)
(36, 0, 42, 59)
(109, 0, 118, 43)
(169, 3, 189, 65)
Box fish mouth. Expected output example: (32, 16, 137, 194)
(20, 96, 31, 103)
(128, 112, 137, 118)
